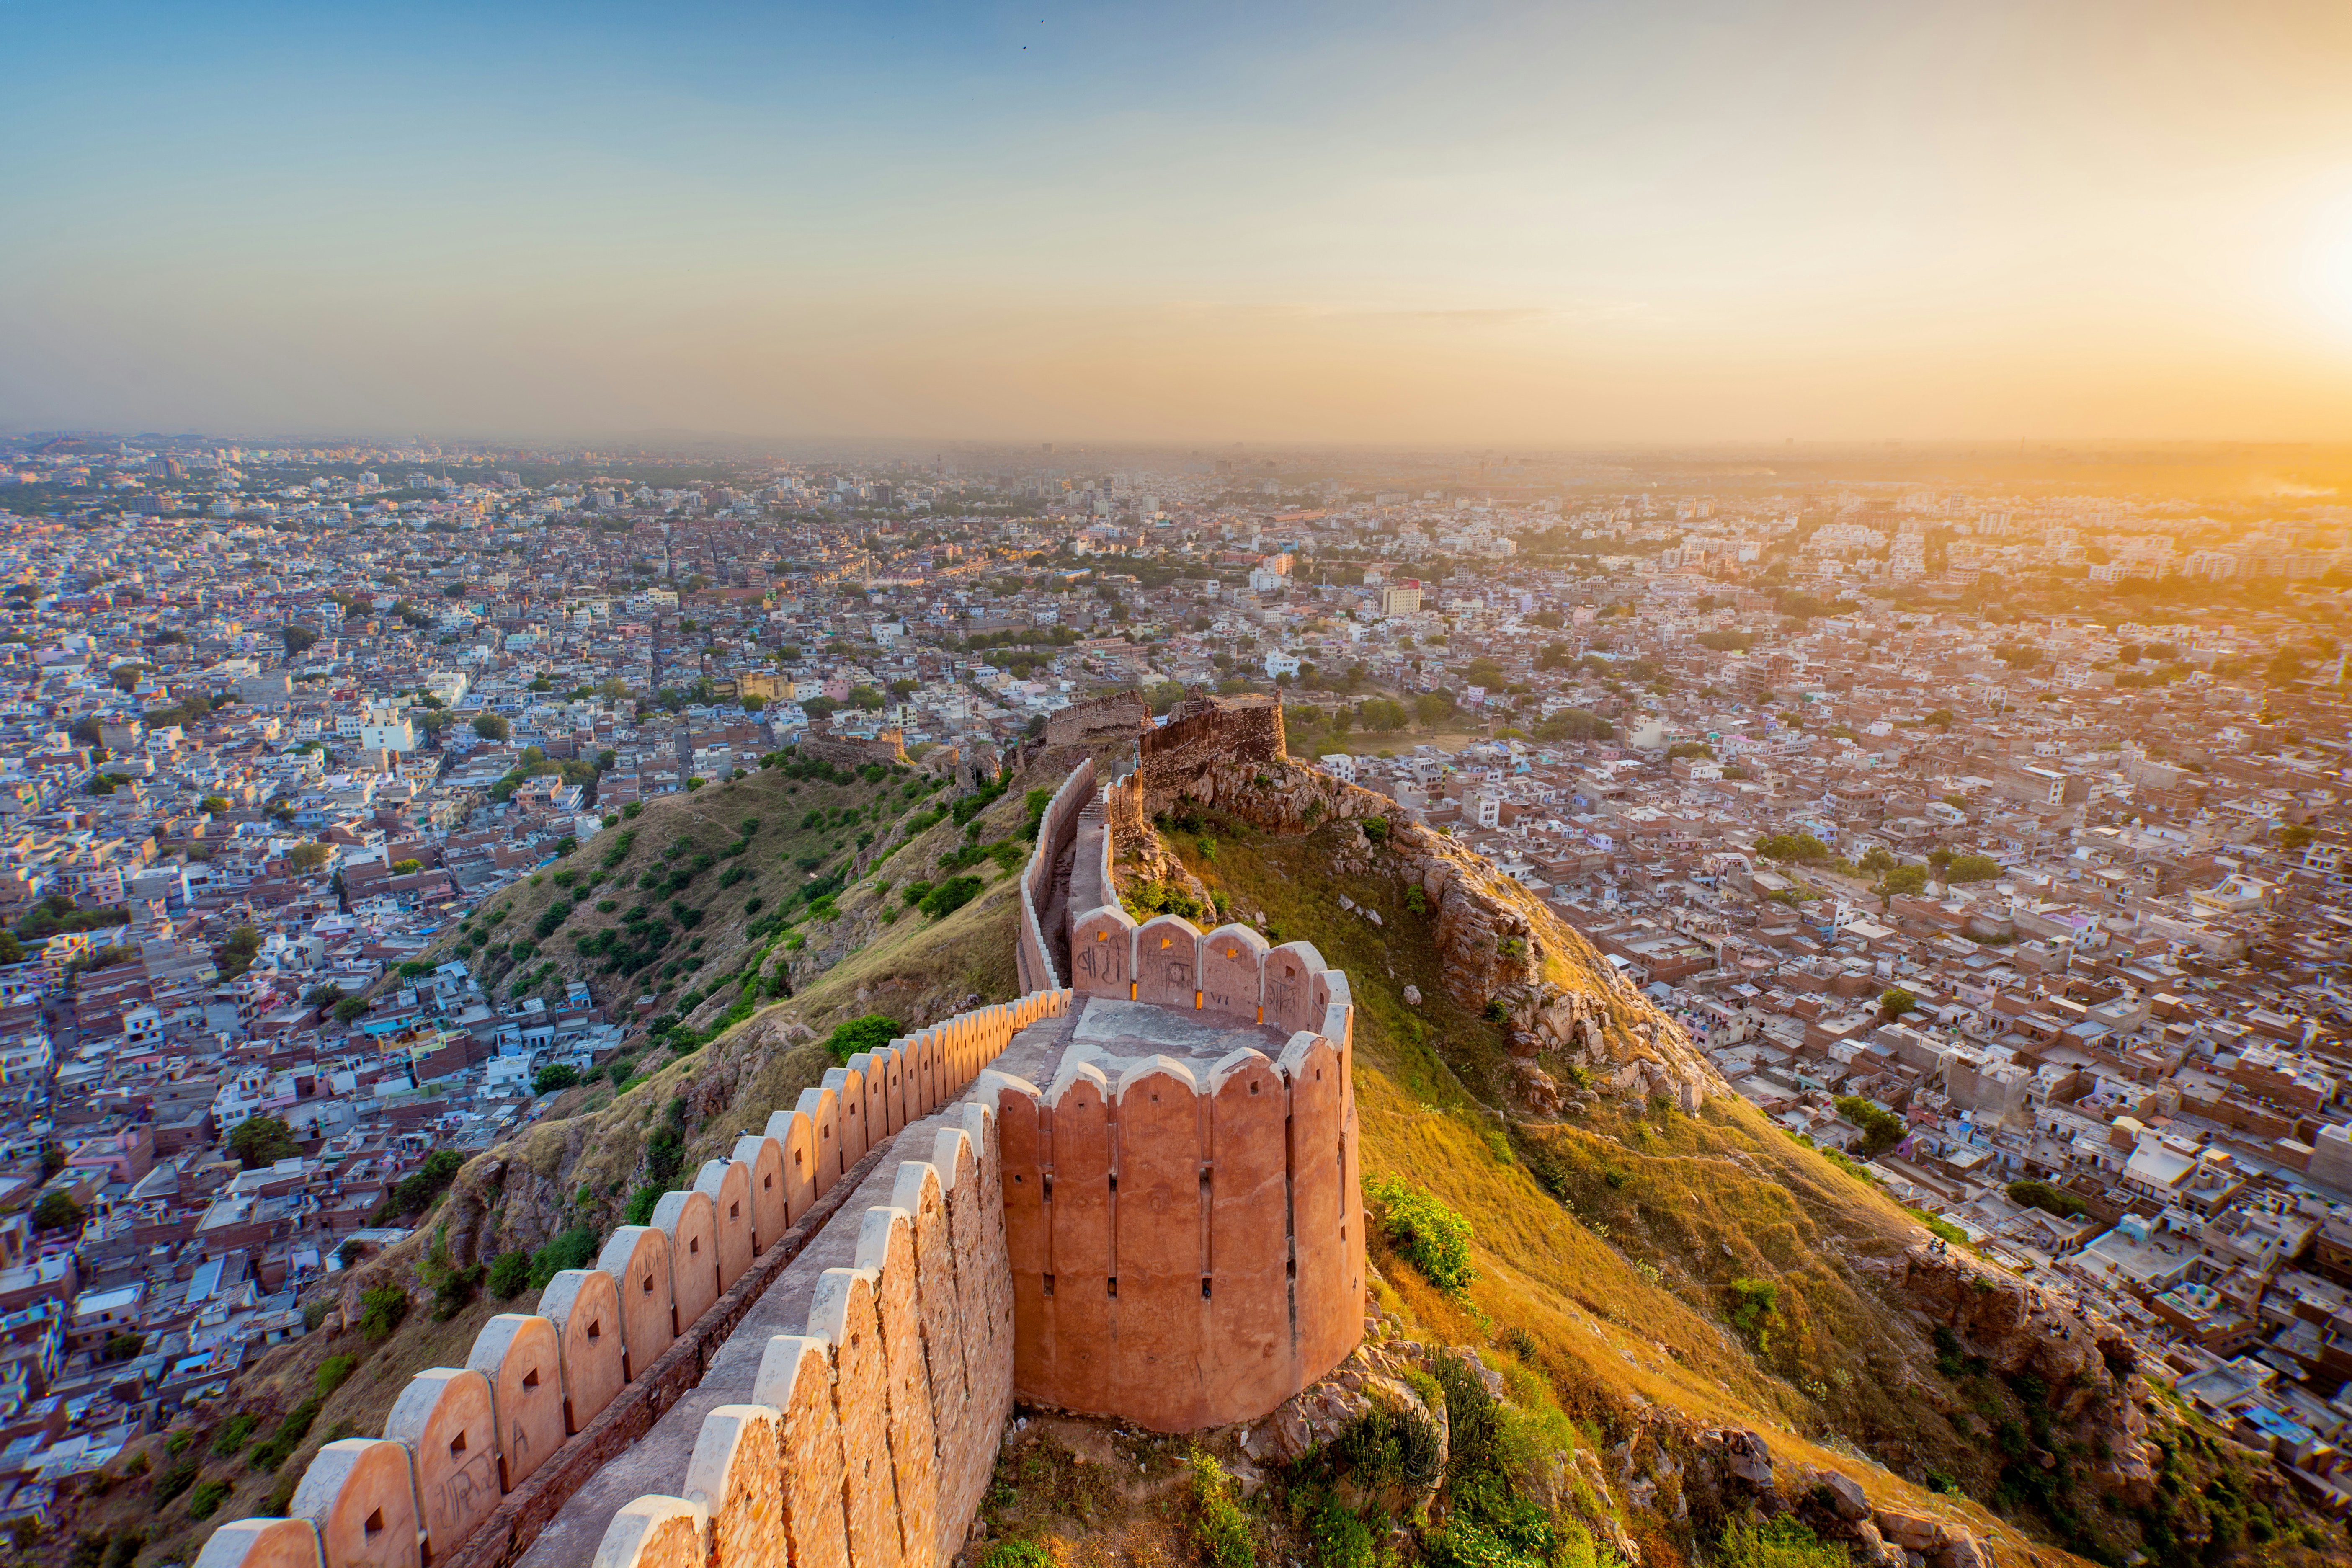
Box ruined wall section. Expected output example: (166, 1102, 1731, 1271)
(1133, 695, 1285, 798)
(799, 731, 911, 771)
(200, 990, 1070, 1568)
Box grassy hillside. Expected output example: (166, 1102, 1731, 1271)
(72, 763, 2341, 1568)
(54, 764, 1046, 1568)
(1145, 811, 2340, 1568)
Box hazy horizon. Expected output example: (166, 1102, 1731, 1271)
(7, 1, 2352, 445)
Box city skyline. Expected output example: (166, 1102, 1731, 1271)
(6, 2, 2352, 442)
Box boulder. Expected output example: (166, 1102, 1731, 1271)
(1929, 1531, 1992, 1568)
(1721, 1429, 1774, 1489)
(1816, 1470, 1870, 1520)
(1514, 1063, 1562, 1114)
(1403, 984, 1422, 1006)
(1874, 1511, 1943, 1552)
(1851, 1522, 1907, 1568)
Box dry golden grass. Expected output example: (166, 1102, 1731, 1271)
(1179, 824, 2106, 1568)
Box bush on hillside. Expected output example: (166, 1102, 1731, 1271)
(825, 1014, 903, 1064)
(1367, 1177, 1476, 1292)
(1186, 1448, 1255, 1568)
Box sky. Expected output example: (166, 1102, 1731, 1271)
(5, 0, 2352, 445)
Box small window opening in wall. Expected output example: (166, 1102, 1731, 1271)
(763, 1174, 774, 1190)
(587, 1319, 601, 1341)
(1287, 1257, 1297, 1278)
(523, 1368, 541, 1391)
(449, 1431, 467, 1456)
(642, 1274, 656, 1295)
(691, 1237, 701, 1254)
(1200, 1277, 1213, 1300)
(794, 1150, 803, 1168)
(1107, 1173, 1118, 1192)
(1107, 1277, 1119, 1299)
(730, 1202, 740, 1221)
(364, 1511, 385, 1539)
(1042, 1274, 1055, 1297)
(1250, 1080, 1260, 1094)
(1042, 1174, 1054, 1203)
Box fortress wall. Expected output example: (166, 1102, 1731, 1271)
(200, 988, 1070, 1568)
(1017, 758, 1095, 993)
(1013, 748, 1364, 1434)
(990, 1016, 1359, 1431)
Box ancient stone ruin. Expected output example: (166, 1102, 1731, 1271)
(197, 758, 1362, 1568)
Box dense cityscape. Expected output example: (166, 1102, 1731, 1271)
(0, 431, 2344, 1530)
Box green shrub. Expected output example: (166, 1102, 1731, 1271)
(1308, 1494, 1375, 1568)
(210, 1412, 257, 1457)
(1367, 1177, 1476, 1291)
(919, 875, 983, 919)
(1186, 1448, 1254, 1568)
(358, 1286, 409, 1340)
(978, 1544, 1053, 1568)
(824, 1014, 903, 1064)
(486, 1251, 531, 1298)
(187, 1478, 234, 1519)
(315, 1355, 358, 1399)
(626, 1184, 662, 1225)
(1330, 1395, 1442, 1493)
(1727, 1277, 1779, 1356)
(247, 1396, 323, 1472)
(1832, 1094, 1906, 1156)
(1714, 1516, 1848, 1568)
(529, 1224, 604, 1288)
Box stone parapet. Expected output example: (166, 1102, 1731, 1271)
(197, 989, 1070, 1568)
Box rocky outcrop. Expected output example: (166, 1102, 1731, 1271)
(1898, 1242, 2155, 1503)
(1129, 741, 1719, 1114)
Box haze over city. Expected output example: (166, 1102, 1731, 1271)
(11, 10, 2352, 1568)
(8, 0, 2352, 443)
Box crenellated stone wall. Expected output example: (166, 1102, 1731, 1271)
(196, 990, 1070, 1568)
(195, 757, 1368, 1568)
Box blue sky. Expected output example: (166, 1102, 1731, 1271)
(6, 1, 2352, 441)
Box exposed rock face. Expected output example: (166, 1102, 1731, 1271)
(1898, 1242, 2154, 1503)
(1131, 741, 1717, 1113)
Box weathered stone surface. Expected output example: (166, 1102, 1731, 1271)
(292, 1438, 423, 1568)
(538, 1269, 625, 1436)
(1720, 1429, 1775, 1489)
(587, 1497, 705, 1568)
(855, 1207, 941, 1568)
(596, 1227, 676, 1380)
(385, 1369, 503, 1560)
(1875, 1511, 1944, 1551)
(809, 1269, 901, 1568)
(754, 1336, 851, 1568)
(194, 1518, 325, 1568)
(1513, 1062, 1562, 1114)
(1817, 1470, 1871, 1521)
(681, 1405, 781, 1568)
(468, 1314, 567, 1491)
(1897, 1242, 2148, 1497)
